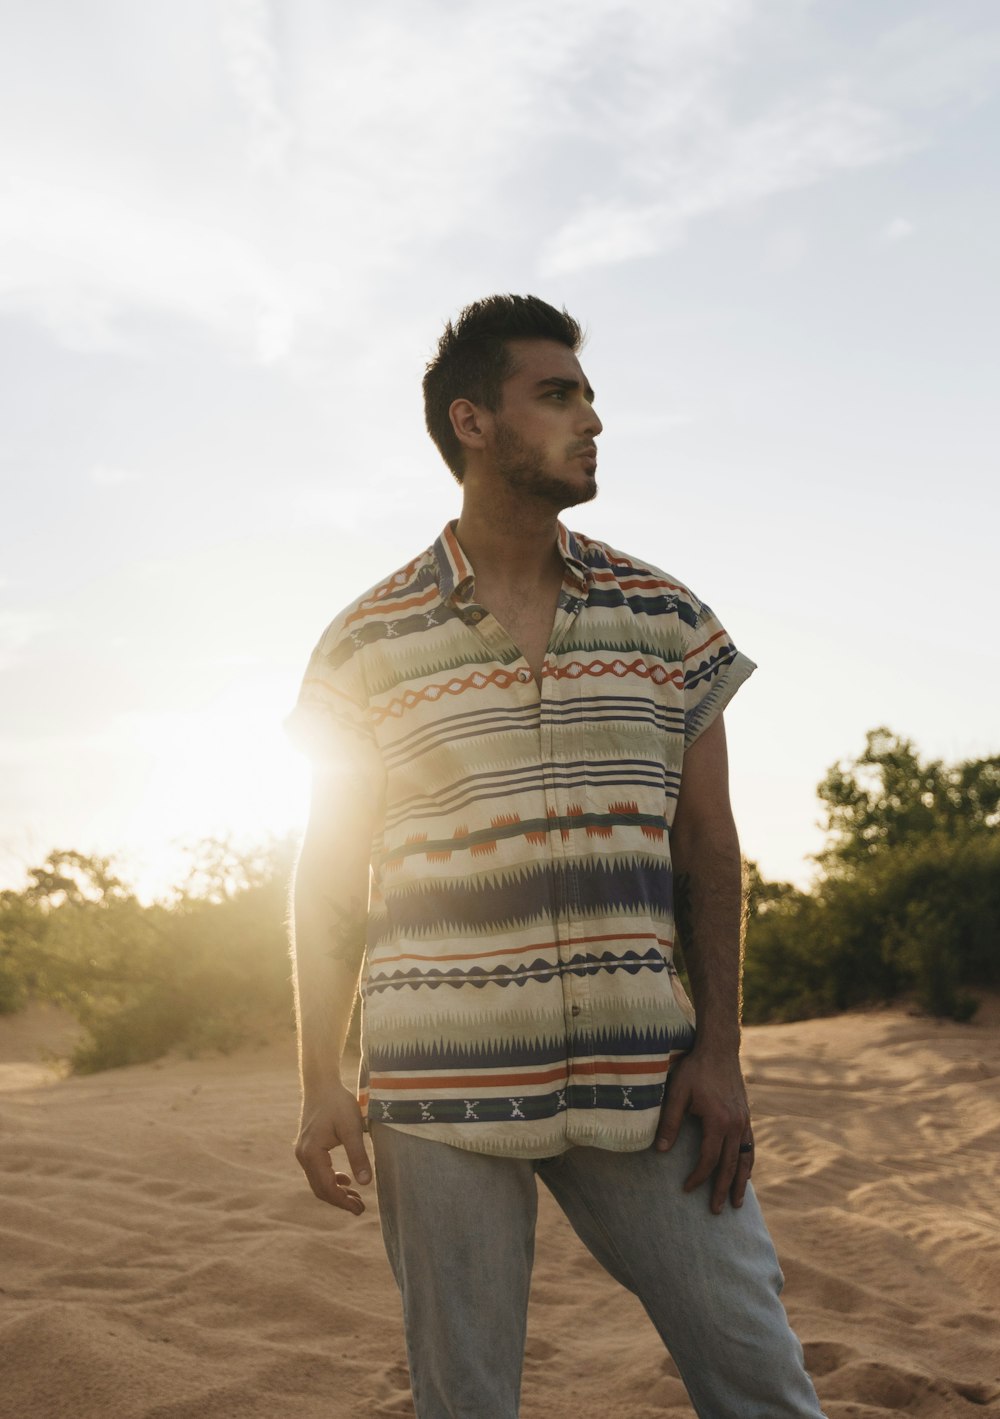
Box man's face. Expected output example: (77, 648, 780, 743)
(486, 339, 603, 510)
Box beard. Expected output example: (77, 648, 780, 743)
(492, 419, 598, 510)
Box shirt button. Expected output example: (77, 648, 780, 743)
(571, 1004, 581, 1017)
(518, 668, 531, 682)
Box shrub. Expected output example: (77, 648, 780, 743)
(1, 841, 300, 1072)
(743, 833, 1000, 1023)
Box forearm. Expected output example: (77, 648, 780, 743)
(292, 856, 368, 1091)
(672, 810, 745, 1055)
(291, 758, 376, 1093)
(657, 716, 753, 1209)
(288, 762, 381, 1211)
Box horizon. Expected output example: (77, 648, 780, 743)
(2, 1, 999, 900)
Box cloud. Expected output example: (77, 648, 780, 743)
(540, 92, 909, 276)
(866, 12, 1000, 110)
(218, 0, 291, 174)
(880, 216, 915, 244)
(0, 0, 761, 359)
(0, 168, 294, 358)
(0, 1, 989, 350)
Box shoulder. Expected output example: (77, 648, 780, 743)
(310, 544, 438, 662)
(570, 532, 707, 629)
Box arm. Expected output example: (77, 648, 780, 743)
(292, 763, 377, 1216)
(655, 713, 754, 1213)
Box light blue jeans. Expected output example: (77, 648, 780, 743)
(371, 1118, 825, 1419)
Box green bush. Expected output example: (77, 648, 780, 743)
(3, 728, 998, 1064)
(0, 841, 300, 1072)
(743, 833, 1000, 1024)
(741, 733, 1000, 1025)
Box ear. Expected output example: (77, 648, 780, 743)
(448, 398, 489, 456)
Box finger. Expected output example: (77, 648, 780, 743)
(317, 1167, 366, 1215)
(731, 1146, 754, 1209)
(709, 1133, 741, 1215)
(339, 1113, 373, 1186)
(655, 1080, 690, 1152)
(296, 1141, 366, 1214)
(683, 1127, 724, 1193)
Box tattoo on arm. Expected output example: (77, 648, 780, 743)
(323, 893, 367, 964)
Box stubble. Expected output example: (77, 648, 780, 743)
(493, 420, 598, 510)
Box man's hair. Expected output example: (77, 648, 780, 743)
(423, 294, 582, 482)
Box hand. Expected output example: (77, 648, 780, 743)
(654, 1047, 754, 1214)
(295, 1081, 373, 1216)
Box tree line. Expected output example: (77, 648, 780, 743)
(739, 728, 1000, 1024)
(1, 728, 997, 1071)
(0, 838, 300, 1071)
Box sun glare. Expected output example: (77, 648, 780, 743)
(117, 679, 311, 901)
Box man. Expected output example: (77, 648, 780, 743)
(289, 295, 825, 1418)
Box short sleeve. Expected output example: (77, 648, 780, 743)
(682, 598, 756, 748)
(285, 618, 385, 786)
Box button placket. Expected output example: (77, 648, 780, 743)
(545, 580, 595, 1138)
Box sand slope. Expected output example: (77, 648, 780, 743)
(1, 1001, 998, 1419)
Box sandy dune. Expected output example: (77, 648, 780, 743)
(1, 1000, 998, 1419)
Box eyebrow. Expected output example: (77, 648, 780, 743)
(537, 376, 596, 403)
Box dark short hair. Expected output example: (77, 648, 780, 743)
(423, 294, 582, 482)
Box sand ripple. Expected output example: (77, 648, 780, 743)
(1, 1002, 998, 1417)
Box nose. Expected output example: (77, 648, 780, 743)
(582, 400, 603, 438)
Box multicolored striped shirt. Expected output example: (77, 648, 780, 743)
(289, 522, 755, 1157)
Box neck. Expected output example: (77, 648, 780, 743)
(454, 495, 563, 588)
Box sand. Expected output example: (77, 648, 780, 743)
(1, 999, 998, 1419)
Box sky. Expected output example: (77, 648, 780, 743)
(2, 0, 998, 899)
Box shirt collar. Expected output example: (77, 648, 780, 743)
(434, 521, 590, 604)
(434, 522, 475, 602)
(557, 522, 590, 594)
